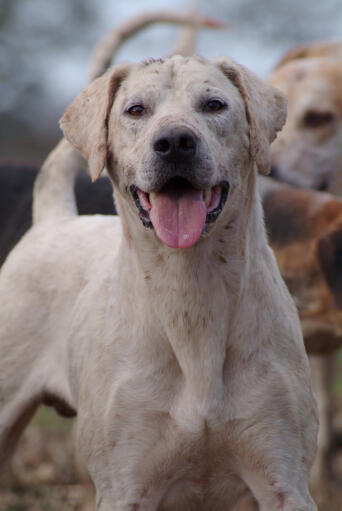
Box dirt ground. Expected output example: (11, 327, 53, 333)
(1, 354, 342, 511)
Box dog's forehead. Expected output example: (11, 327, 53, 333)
(120, 56, 237, 98)
(280, 59, 342, 94)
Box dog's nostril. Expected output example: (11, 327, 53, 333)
(179, 135, 196, 153)
(154, 138, 170, 154)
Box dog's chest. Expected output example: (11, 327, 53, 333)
(106, 383, 247, 510)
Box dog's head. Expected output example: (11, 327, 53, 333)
(61, 55, 286, 248)
(270, 57, 342, 193)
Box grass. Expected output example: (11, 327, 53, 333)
(32, 406, 74, 434)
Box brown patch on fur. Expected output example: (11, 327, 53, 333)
(317, 226, 342, 308)
(263, 185, 342, 353)
(263, 189, 312, 246)
(264, 188, 342, 247)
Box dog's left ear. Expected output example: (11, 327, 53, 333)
(216, 57, 287, 175)
(60, 63, 131, 181)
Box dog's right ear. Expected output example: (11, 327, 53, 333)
(60, 63, 131, 181)
(216, 57, 287, 176)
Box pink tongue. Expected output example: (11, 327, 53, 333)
(149, 185, 207, 248)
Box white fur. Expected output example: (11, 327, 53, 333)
(0, 55, 317, 511)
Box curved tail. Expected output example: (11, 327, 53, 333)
(89, 10, 224, 81)
(33, 10, 223, 224)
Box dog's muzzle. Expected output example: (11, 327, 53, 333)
(130, 125, 229, 249)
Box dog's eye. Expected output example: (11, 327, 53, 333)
(203, 99, 227, 112)
(302, 110, 335, 128)
(126, 105, 146, 117)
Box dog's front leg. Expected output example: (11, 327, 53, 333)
(240, 469, 317, 511)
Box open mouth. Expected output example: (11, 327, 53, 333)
(130, 177, 229, 248)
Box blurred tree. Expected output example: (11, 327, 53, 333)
(1, 0, 342, 162)
(0, 0, 100, 161)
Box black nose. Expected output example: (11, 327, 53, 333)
(153, 127, 198, 163)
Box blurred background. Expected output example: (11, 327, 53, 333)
(1, 0, 342, 164)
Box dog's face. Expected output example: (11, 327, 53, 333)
(61, 55, 286, 248)
(108, 57, 251, 249)
(270, 58, 342, 193)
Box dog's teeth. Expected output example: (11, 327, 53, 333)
(149, 192, 156, 204)
(203, 189, 212, 206)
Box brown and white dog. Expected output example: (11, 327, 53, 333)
(269, 42, 342, 193)
(259, 177, 342, 488)
(267, 41, 342, 487)
(260, 177, 342, 357)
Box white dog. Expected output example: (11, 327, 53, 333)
(0, 55, 317, 511)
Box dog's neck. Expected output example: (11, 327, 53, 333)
(113, 174, 269, 424)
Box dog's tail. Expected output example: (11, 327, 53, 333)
(33, 10, 223, 224)
(33, 138, 84, 223)
(89, 10, 224, 81)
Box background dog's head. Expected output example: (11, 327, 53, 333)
(270, 56, 342, 193)
(61, 55, 286, 248)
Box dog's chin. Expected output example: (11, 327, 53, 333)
(130, 177, 229, 249)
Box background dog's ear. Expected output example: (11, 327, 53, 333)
(216, 57, 287, 175)
(60, 63, 131, 181)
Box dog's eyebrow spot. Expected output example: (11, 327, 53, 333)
(141, 57, 164, 67)
(218, 255, 227, 264)
(294, 68, 306, 81)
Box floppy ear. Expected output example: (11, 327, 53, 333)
(216, 57, 287, 175)
(60, 63, 131, 181)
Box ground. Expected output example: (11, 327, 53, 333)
(1, 353, 342, 511)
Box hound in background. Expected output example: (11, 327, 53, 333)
(259, 176, 342, 486)
(0, 41, 318, 510)
(269, 42, 342, 192)
(268, 41, 342, 488)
